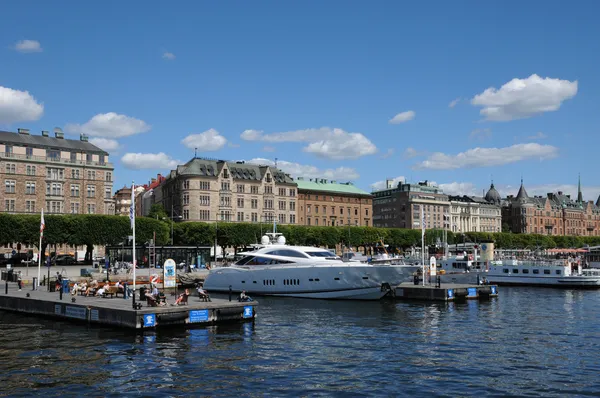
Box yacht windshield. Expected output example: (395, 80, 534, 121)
(307, 251, 337, 258)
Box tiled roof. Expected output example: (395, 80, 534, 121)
(0, 130, 107, 155)
(173, 158, 295, 184)
(295, 179, 371, 196)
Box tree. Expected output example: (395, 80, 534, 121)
(147, 204, 168, 221)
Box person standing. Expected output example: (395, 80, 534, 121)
(17, 272, 22, 291)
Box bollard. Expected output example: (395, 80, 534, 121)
(477, 273, 481, 285)
(32, 277, 37, 291)
(132, 290, 136, 309)
(123, 282, 128, 300)
(59, 287, 63, 300)
(5, 281, 7, 294)
(229, 285, 232, 302)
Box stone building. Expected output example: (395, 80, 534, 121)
(372, 179, 450, 229)
(154, 158, 297, 224)
(295, 178, 372, 227)
(0, 128, 114, 256)
(448, 183, 502, 233)
(502, 178, 600, 236)
(113, 186, 132, 216)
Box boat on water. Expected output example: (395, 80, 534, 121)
(203, 233, 420, 300)
(487, 258, 600, 288)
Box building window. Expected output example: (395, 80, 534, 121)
(5, 163, 15, 174)
(220, 196, 231, 207)
(26, 165, 36, 176)
(251, 199, 258, 209)
(70, 202, 79, 214)
(5, 180, 15, 193)
(237, 197, 244, 208)
(264, 199, 273, 209)
(47, 201, 63, 214)
(265, 186, 273, 194)
(199, 210, 210, 221)
(47, 183, 63, 196)
(279, 201, 286, 211)
(70, 152, 77, 162)
(251, 212, 258, 222)
(266, 173, 271, 183)
(71, 184, 80, 197)
(71, 169, 80, 179)
(200, 195, 210, 206)
(86, 153, 92, 162)
(290, 201, 296, 211)
(105, 172, 112, 182)
(5, 199, 15, 212)
(237, 212, 245, 222)
(87, 203, 96, 214)
(47, 168, 64, 180)
(5, 145, 13, 155)
(279, 213, 286, 224)
(99, 154, 105, 164)
(307, 205, 311, 214)
(26, 182, 36, 195)
(87, 185, 96, 198)
(279, 188, 286, 196)
(366, 209, 369, 216)
(307, 217, 311, 226)
(183, 209, 189, 220)
(183, 180, 190, 190)
(183, 194, 189, 205)
(25, 200, 35, 213)
(105, 187, 111, 199)
(223, 169, 229, 179)
(237, 184, 245, 193)
(221, 182, 230, 191)
(87, 170, 96, 180)
(289, 214, 296, 224)
(251, 186, 259, 194)
(200, 181, 210, 190)
(47, 150, 60, 160)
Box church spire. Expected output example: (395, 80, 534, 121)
(577, 173, 583, 204)
(516, 177, 529, 201)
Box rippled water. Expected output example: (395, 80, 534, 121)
(1, 288, 600, 397)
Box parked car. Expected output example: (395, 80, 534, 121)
(53, 255, 76, 265)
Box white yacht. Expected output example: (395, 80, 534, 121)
(203, 233, 420, 300)
(487, 259, 600, 288)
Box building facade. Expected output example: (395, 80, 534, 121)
(155, 158, 297, 224)
(295, 178, 372, 227)
(113, 186, 132, 216)
(448, 183, 502, 233)
(372, 180, 450, 229)
(502, 178, 600, 236)
(0, 128, 114, 216)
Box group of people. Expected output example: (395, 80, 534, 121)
(70, 279, 129, 297)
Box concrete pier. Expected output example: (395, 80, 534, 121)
(0, 284, 257, 329)
(394, 282, 498, 302)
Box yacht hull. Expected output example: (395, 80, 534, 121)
(203, 265, 418, 300)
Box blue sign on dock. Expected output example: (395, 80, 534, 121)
(243, 306, 253, 318)
(447, 289, 454, 299)
(143, 314, 156, 328)
(491, 286, 497, 295)
(468, 287, 478, 297)
(189, 309, 209, 323)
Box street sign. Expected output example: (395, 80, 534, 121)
(11, 250, 16, 256)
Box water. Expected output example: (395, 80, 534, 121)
(1, 288, 600, 397)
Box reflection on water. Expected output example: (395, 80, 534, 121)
(1, 288, 600, 396)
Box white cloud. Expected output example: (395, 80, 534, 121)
(162, 52, 175, 60)
(263, 146, 276, 152)
(403, 147, 422, 159)
(15, 40, 42, 53)
(389, 110, 415, 124)
(471, 74, 578, 121)
(439, 182, 479, 196)
(414, 143, 559, 170)
(247, 157, 360, 181)
(527, 131, 547, 140)
(380, 148, 394, 159)
(0, 86, 44, 124)
(89, 138, 120, 152)
(469, 128, 492, 140)
(449, 98, 461, 108)
(181, 128, 227, 151)
(65, 112, 150, 138)
(241, 127, 377, 160)
(370, 176, 405, 191)
(121, 152, 179, 170)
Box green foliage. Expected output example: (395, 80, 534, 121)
(147, 204, 169, 221)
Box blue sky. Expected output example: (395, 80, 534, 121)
(1, 1, 599, 201)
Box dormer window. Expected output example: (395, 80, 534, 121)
(266, 173, 272, 183)
(223, 169, 229, 179)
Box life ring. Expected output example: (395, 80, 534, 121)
(150, 274, 159, 285)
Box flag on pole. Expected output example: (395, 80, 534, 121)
(421, 207, 426, 238)
(130, 185, 135, 230)
(40, 208, 45, 236)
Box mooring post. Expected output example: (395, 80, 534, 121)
(229, 285, 232, 302)
(59, 286, 63, 300)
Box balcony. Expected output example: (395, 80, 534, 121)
(0, 152, 113, 168)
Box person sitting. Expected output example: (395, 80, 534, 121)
(71, 282, 80, 296)
(85, 280, 98, 296)
(238, 291, 252, 302)
(196, 284, 211, 301)
(174, 289, 190, 305)
(95, 285, 107, 297)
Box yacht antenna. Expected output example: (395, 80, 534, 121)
(273, 218, 277, 234)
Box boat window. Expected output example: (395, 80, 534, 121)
(266, 249, 309, 258)
(236, 256, 255, 265)
(503, 269, 509, 274)
(544, 269, 551, 275)
(555, 270, 561, 275)
(522, 269, 529, 274)
(307, 251, 337, 258)
(512, 269, 519, 274)
(533, 269, 539, 274)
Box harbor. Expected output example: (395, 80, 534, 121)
(0, 283, 256, 329)
(394, 281, 498, 302)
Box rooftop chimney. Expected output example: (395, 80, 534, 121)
(41, 130, 49, 137)
(53, 127, 64, 139)
(80, 134, 88, 142)
(17, 128, 30, 135)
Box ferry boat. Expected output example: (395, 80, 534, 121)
(203, 233, 420, 300)
(486, 259, 600, 288)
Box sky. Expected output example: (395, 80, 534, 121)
(1, 1, 600, 201)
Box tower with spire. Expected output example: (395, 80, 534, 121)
(577, 173, 583, 205)
(516, 177, 529, 202)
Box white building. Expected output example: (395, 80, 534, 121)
(448, 183, 502, 233)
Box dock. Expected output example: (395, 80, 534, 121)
(393, 282, 498, 302)
(0, 284, 257, 329)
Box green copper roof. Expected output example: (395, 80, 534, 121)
(295, 179, 371, 196)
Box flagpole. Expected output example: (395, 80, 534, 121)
(37, 208, 44, 290)
(131, 182, 136, 296)
(421, 206, 425, 286)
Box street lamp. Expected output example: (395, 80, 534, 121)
(163, 215, 183, 245)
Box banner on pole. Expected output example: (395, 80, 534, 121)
(163, 259, 176, 288)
